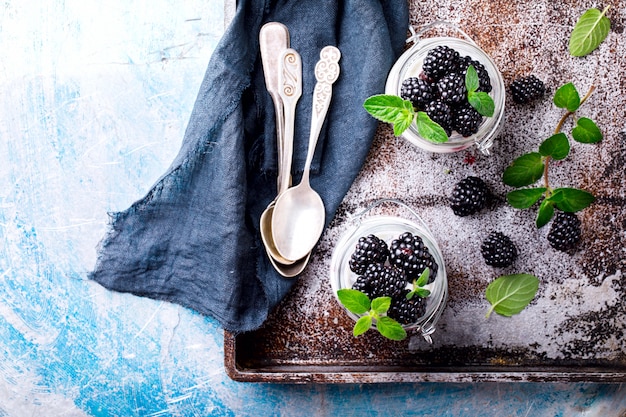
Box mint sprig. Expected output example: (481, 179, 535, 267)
(337, 289, 407, 340)
(466, 65, 495, 117)
(363, 65, 495, 143)
(503, 82, 600, 227)
(407, 268, 431, 300)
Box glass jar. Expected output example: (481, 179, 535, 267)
(329, 199, 447, 343)
(385, 21, 505, 154)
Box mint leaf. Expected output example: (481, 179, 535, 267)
(569, 6, 611, 57)
(536, 199, 555, 228)
(416, 268, 430, 287)
(506, 188, 547, 209)
(468, 91, 495, 117)
(538, 133, 570, 160)
(502, 152, 545, 187)
(485, 274, 539, 318)
(415, 288, 431, 298)
(553, 83, 581, 112)
(337, 289, 370, 315)
(548, 188, 595, 212)
(354, 316, 372, 337)
(363, 94, 415, 136)
(465, 65, 479, 93)
(376, 316, 407, 341)
(416, 111, 449, 143)
(371, 296, 391, 315)
(572, 117, 603, 143)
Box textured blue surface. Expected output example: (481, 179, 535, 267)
(1, 1, 625, 416)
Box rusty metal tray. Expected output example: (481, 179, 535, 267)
(225, 1, 626, 383)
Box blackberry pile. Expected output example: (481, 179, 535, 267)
(348, 231, 439, 325)
(400, 45, 493, 138)
(449, 176, 489, 216)
(481, 231, 518, 267)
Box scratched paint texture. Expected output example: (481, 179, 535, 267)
(1, 0, 626, 416)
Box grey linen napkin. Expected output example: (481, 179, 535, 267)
(90, 0, 409, 332)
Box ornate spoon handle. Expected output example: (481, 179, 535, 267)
(302, 46, 341, 183)
(277, 48, 302, 195)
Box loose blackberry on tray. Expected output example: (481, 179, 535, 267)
(449, 176, 489, 216)
(510, 75, 546, 104)
(481, 231, 518, 267)
(547, 211, 581, 252)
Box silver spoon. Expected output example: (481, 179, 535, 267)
(258, 23, 295, 269)
(271, 46, 341, 262)
(259, 44, 311, 274)
(259, 22, 289, 192)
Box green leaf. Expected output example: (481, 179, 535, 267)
(536, 199, 555, 228)
(548, 188, 595, 212)
(553, 83, 580, 112)
(538, 133, 570, 160)
(371, 296, 391, 315)
(502, 152, 545, 187)
(506, 188, 547, 209)
(468, 91, 495, 117)
(572, 117, 603, 143)
(485, 274, 540, 318)
(416, 268, 430, 287)
(415, 288, 431, 298)
(416, 111, 449, 143)
(363, 94, 415, 136)
(376, 316, 407, 341)
(569, 6, 611, 57)
(337, 289, 370, 315)
(465, 65, 479, 93)
(354, 315, 372, 337)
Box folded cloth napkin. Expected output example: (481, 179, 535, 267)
(90, 0, 409, 332)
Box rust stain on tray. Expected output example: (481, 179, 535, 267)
(225, 0, 626, 382)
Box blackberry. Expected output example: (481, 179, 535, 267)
(436, 72, 467, 105)
(400, 77, 435, 110)
(352, 263, 407, 300)
(422, 45, 460, 81)
(547, 212, 581, 252)
(387, 290, 426, 325)
(449, 176, 489, 216)
(389, 232, 438, 282)
(458, 55, 492, 92)
(510, 75, 546, 104)
(481, 231, 518, 267)
(452, 102, 483, 137)
(424, 99, 453, 136)
(349, 234, 389, 275)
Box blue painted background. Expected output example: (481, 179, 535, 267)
(1, 1, 625, 415)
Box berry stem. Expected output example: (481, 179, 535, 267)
(543, 84, 596, 191)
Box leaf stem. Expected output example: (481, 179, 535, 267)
(544, 85, 596, 191)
